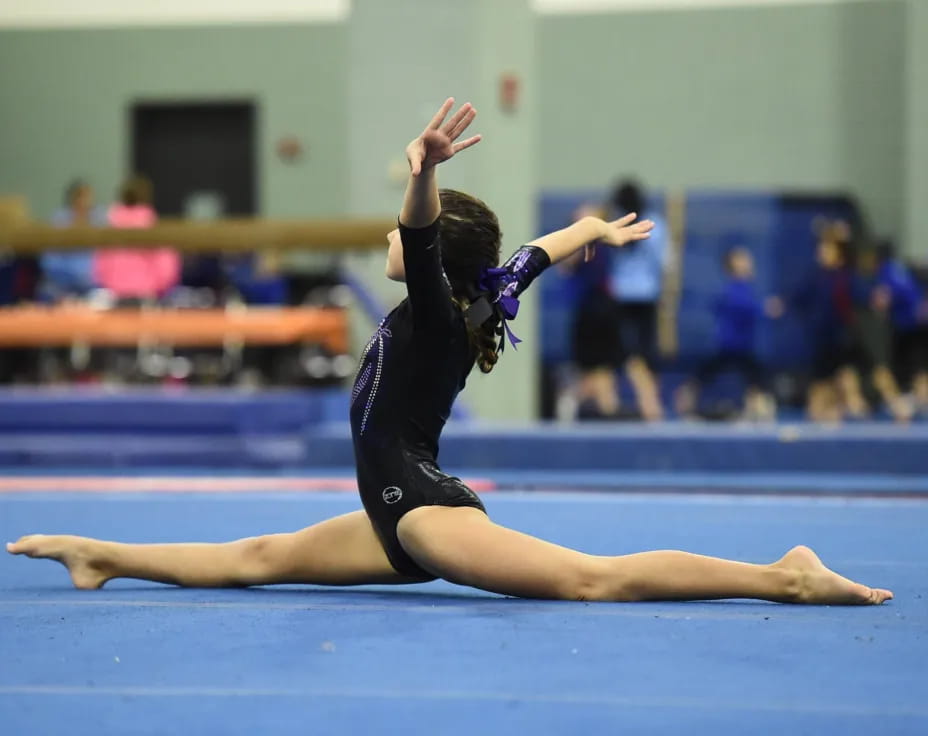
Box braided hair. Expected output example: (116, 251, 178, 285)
(437, 189, 502, 373)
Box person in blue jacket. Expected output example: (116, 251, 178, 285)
(675, 247, 782, 420)
(875, 240, 928, 414)
(40, 179, 104, 302)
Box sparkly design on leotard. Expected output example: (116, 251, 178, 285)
(352, 321, 392, 435)
(359, 325, 390, 435)
(351, 363, 371, 407)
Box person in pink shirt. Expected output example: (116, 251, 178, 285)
(94, 176, 180, 300)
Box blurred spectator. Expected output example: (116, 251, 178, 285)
(607, 179, 669, 421)
(0, 248, 39, 383)
(674, 247, 782, 421)
(230, 251, 288, 306)
(94, 175, 180, 300)
(874, 240, 928, 414)
(563, 204, 624, 419)
(788, 220, 913, 422)
(855, 246, 912, 422)
(40, 179, 103, 302)
(790, 223, 864, 422)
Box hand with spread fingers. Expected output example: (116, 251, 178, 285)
(578, 213, 655, 262)
(598, 212, 655, 248)
(406, 98, 482, 176)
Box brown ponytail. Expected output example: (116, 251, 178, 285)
(437, 189, 503, 373)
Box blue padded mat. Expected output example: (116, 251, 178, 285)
(1, 487, 925, 735)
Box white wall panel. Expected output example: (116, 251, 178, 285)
(0, 0, 348, 28)
(533, 0, 873, 14)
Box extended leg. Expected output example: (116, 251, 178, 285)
(7, 511, 415, 589)
(578, 366, 619, 416)
(397, 506, 892, 605)
(626, 356, 664, 421)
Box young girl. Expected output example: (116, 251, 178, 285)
(7, 99, 891, 605)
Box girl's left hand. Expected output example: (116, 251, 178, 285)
(406, 98, 482, 176)
(598, 213, 655, 248)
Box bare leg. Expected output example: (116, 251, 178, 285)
(626, 356, 664, 421)
(7, 511, 415, 589)
(578, 367, 619, 416)
(397, 507, 892, 605)
(808, 380, 841, 423)
(872, 364, 913, 423)
(745, 388, 776, 422)
(836, 366, 868, 418)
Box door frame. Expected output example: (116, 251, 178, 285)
(128, 98, 259, 215)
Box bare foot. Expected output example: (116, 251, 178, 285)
(6, 534, 110, 590)
(776, 545, 893, 605)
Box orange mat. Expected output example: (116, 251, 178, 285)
(0, 306, 348, 352)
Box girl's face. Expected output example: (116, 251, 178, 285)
(385, 229, 406, 282)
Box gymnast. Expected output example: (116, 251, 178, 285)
(8, 99, 891, 605)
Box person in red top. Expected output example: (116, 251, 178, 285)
(94, 175, 180, 300)
(8, 100, 890, 605)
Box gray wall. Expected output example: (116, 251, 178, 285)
(0, 24, 348, 219)
(538, 0, 906, 241)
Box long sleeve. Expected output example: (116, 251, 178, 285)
(497, 245, 551, 299)
(399, 221, 457, 332)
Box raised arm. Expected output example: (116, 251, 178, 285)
(528, 214, 654, 266)
(399, 98, 481, 228)
(397, 99, 482, 331)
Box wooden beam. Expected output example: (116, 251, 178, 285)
(0, 217, 396, 253)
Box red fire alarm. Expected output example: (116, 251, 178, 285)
(276, 136, 304, 163)
(500, 72, 520, 114)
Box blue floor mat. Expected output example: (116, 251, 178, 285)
(1, 489, 925, 735)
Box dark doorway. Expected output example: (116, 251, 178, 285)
(131, 101, 257, 217)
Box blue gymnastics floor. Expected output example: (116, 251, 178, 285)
(1, 486, 926, 735)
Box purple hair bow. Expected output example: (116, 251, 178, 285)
(468, 266, 522, 351)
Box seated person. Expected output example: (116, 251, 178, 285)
(93, 175, 180, 302)
(40, 179, 104, 302)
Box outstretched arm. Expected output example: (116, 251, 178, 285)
(399, 98, 481, 228)
(528, 214, 654, 266)
(398, 99, 481, 332)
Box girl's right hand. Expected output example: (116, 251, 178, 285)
(406, 98, 482, 176)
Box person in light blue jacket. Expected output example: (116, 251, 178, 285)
(608, 180, 670, 420)
(40, 179, 103, 302)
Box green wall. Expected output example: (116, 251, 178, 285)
(0, 3, 912, 235)
(905, 0, 928, 255)
(538, 0, 906, 240)
(343, 0, 538, 421)
(0, 24, 348, 219)
(0, 1, 922, 419)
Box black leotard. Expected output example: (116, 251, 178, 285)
(349, 220, 549, 578)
